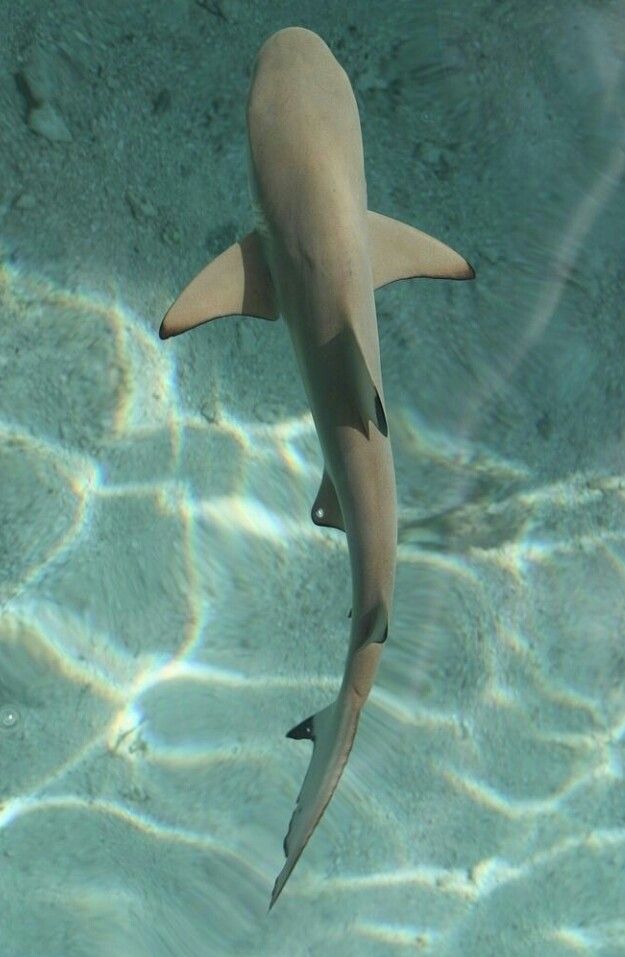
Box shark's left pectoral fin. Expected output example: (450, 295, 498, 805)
(159, 230, 278, 339)
(368, 210, 475, 288)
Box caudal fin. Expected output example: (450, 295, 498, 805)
(269, 696, 361, 909)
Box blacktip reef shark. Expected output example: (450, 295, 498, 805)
(159, 26, 474, 908)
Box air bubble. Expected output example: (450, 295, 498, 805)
(0, 705, 20, 730)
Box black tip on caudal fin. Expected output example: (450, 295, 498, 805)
(286, 715, 315, 741)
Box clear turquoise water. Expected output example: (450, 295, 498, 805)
(1, 2, 625, 955)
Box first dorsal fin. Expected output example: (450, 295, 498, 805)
(159, 230, 278, 339)
(368, 210, 475, 288)
(317, 324, 388, 439)
(342, 324, 388, 438)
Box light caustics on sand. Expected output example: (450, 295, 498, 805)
(3, 96, 625, 916)
(3, 252, 625, 884)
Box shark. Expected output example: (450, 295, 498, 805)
(159, 26, 474, 908)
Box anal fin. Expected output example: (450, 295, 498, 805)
(311, 468, 345, 532)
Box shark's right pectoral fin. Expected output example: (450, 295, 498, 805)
(270, 697, 361, 909)
(368, 210, 475, 288)
(159, 230, 278, 339)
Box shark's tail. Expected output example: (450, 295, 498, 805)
(269, 695, 361, 909)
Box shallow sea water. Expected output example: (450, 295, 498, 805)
(1, 2, 625, 955)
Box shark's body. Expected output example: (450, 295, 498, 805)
(159, 27, 474, 908)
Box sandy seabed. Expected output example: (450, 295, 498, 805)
(1, 1, 625, 955)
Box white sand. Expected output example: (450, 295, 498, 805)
(1, 2, 625, 955)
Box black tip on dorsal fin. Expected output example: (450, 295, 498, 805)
(375, 391, 388, 437)
(286, 714, 315, 741)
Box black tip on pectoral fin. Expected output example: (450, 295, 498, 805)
(286, 714, 315, 741)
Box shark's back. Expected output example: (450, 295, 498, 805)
(246, 28, 367, 247)
(246, 28, 372, 346)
